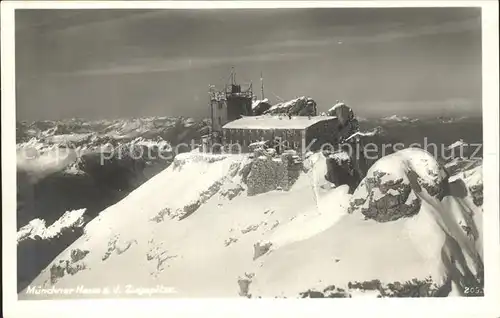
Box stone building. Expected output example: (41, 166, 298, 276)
(221, 115, 339, 153)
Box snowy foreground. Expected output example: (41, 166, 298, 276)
(20, 148, 483, 299)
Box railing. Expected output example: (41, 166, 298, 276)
(209, 83, 253, 100)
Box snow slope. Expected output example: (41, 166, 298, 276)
(250, 148, 482, 297)
(21, 148, 483, 299)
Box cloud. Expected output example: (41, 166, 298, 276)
(251, 17, 481, 50)
(16, 10, 162, 34)
(63, 51, 320, 77)
(361, 98, 479, 114)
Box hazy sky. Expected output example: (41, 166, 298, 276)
(15, 7, 482, 121)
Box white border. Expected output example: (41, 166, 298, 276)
(2, 1, 499, 318)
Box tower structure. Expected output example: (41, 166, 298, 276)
(208, 67, 253, 138)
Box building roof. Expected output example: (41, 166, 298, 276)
(222, 115, 337, 130)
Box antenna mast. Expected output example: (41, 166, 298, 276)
(260, 71, 265, 100)
(230, 66, 236, 86)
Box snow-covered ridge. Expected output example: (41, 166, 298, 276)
(263, 96, 317, 116)
(16, 117, 209, 178)
(17, 116, 208, 146)
(380, 114, 415, 122)
(17, 208, 86, 243)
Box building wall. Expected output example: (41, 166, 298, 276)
(227, 96, 253, 122)
(211, 99, 228, 132)
(273, 129, 304, 150)
(305, 118, 340, 151)
(222, 118, 340, 153)
(223, 127, 304, 153)
(211, 96, 253, 133)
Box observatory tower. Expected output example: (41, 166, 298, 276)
(208, 67, 253, 137)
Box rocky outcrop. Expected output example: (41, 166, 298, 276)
(252, 99, 272, 116)
(445, 160, 482, 207)
(245, 158, 287, 196)
(324, 151, 360, 193)
(349, 171, 422, 222)
(299, 277, 448, 298)
(101, 235, 137, 261)
(349, 149, 446, 222)
(146, 239, 177, 277)
(469, 184, 483, 206)
(219, 182, 245, 200)
(167, 180, 225, 220)
(253, 241, 273, 260)
(237, 272, 255, 298)
(243, 150, 303, 196)
(48, 248, 90, 285)
(263, 97, 317, 116)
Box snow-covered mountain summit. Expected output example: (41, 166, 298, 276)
(21, 147, 483, 299)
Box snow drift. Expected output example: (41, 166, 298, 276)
(20, 147, 483, 299)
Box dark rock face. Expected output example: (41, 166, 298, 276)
(243, 151, 303, 196)
(324, 152, 360, 193)
(18, 226, 84, 292)
(443, 159, 482, 206)
(220, 183, 244, 200)
(237, 272, 255, 298)
(253, 241, 272, 260)
(48, 248, 90, 285)
(16, 168, 125, 293)
(252, 101, 272, 116)
(407, 168, 446, 201)
(349, 170, 421, 222)
(469, 184, 483, 206)
(245, 158, 287, 196)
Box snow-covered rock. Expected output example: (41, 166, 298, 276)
(249, 150, 482, 298)
(448, 163, 483, 207)
(17, 209, 86, 242)
(252, 98, 272, 116)
(349, 148, 447, 222)
(264, 96, 317, 116)
(324, 150, 359, 192)
(326, 101, 352, 122)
